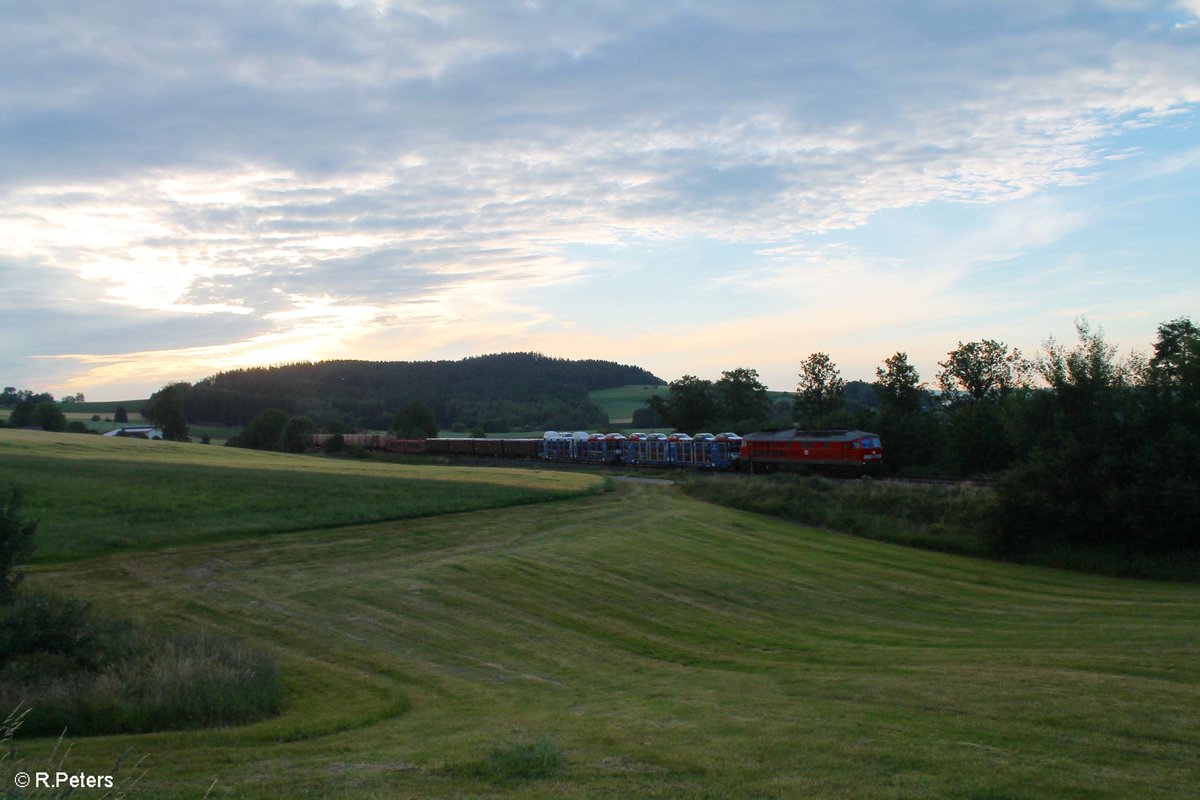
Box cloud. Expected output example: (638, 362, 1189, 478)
(1, 1, 1197, 396)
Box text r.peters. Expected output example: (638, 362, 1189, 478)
(36, 772, 116, 789)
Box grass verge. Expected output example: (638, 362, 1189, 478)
(682, 473, 1199, 581)
(681, 473, 996, 557)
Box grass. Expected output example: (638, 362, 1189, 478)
(450, 738, 565, 782)
(8, 474, 1198, 798)
(681, 473, 1200, 581)
(680, 473, 997, 558)
(2, 706, 142, 800)
(0, 430, 603, 561)
(588, 384, 667, 424)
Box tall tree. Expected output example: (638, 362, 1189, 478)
(875, 352, 924, 413)
(8, 401, 35, 428)
(937, 339, 1030, 402)
(1038, 319, 1138, 403)
(280, 416, 316, 453)
(239, 408, 288, 450)
(714, 367, 772, 430)
(874, 352, 933, 471)
(0, 483, 37, 605)
(145, 383, 189, 441)
(647, 375, 717, 433)
(33, 402, 66, 432)
(794, 352, 845, 425)
(1136, 316, 1200, 552)
(8, 393, 54, 428)
(995, 321, 1151, 552)
(1147, 317, 1199, 393)
(392, 400, 439, 439)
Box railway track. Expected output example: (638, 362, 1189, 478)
(877, 475, 995, 489)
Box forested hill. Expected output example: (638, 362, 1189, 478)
(168, 353, 663, 432)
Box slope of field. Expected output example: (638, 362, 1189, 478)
(588, 384, 794, 429)
(588, 384, 667, 425)
(0, 430, 602, 561)
(12, 472, 1198, 798)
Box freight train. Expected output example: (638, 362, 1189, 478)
(309, 428, 883, 473)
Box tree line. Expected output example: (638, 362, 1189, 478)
(2, 389, 133, 434)
(146, 353, 661, 433)
(227, 399, 444, 454)
(646, 317, 1199, 558)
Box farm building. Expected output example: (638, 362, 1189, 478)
(103, 426, 164, 439)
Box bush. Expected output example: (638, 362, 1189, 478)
(0, 595, 282, 736)
(239, 408, 288, 450)
(34, 402, 67, 432)
(8, 401, 35, 428)
(392, 401, 438, 439)
(0, 592, 132, 672)
(0, 484, 37, 605)
(322, 432, 345, 454)
(280, 415, 315, 453)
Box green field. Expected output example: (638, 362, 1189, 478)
(3, 432, 1198, 798)
(0, 430, 601, 562)
(588, 384, 667, 424)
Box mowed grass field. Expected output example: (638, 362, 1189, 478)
(4, 432, 1198, 798)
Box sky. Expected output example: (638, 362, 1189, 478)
(3, 0, 1198, 400)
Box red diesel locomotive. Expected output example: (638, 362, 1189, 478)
(739, 429, 883, 473)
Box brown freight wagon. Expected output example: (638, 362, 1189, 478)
(384, 438, 426, 454)
(446, 439, 477, 456)
(502, 439, 540, 459)
(473, 439, 504, 457)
